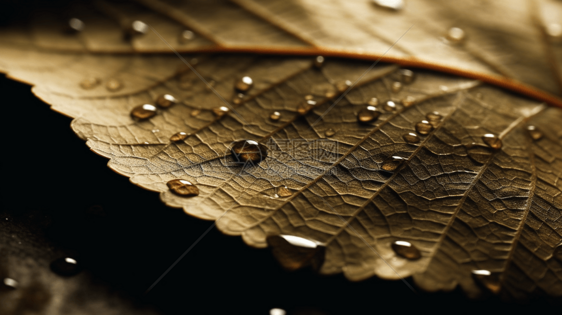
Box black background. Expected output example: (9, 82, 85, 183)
(0, 1, 559, 314)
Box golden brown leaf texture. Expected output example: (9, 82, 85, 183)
(0, 0, 561, 302)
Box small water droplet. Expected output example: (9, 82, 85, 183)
(297, 100, 316, 115)
(79, 77, 100, 89)
(190, 109, 201, 117)
(179, 30, 195, 43)
(415, 120, 433, 135)
(212, 106, 230, 117)
(167, 179, 199, 196)
(270, 111, 281, 121)
(546, 23, 562, 39)
(368, 97, 379, 106)
(305, 95, 314, 100)
(391, 81, 402, 93)
(2, 278, 18, 290)
(270, 308, 287, 315)
(51, 257, 81, 276)
(402, 96, 416, 107)
(325, 128, 336, 137)
(526, 125, 543, 140)
(68, 18, 84, 32)
(426, 111, 442, 122)
(372, 0, 404, 11)
(231, 140, 268, 163)
(446, 27, 466, 43)
(235, 76, 253, 92)
(482, 133, 502, 149)
(472, 270, 501, 294)
(126, 20, 148, 38)
(392, 240, 421, 260)
(152, 129, 159, 133)
(105, 79, 123, 92)
(131, 104, 157, 120)
(335, 80, 352, 93)
(381, 155, 405, 172)
(277, 186, 292, 197)
(325, 91, 336, 98)
(314, 56, 325, 68)
(170, 131, 188, 142)
(267, 235, 325, 271)
(400, 69, 415, 84)
(383, 100, 398, 111)
(156, 94, 178, 108)
(232, 93, 245, 105)
(402, 132, 420, 144)
(357, 106, 381, 124)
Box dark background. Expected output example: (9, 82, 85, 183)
(0, 1, 559, 314)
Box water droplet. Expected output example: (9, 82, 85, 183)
(231, 140, 268, 163)
(383, 100, 398, 111)
(314, 56, 325, 68)
(267, 235, 325, 271)
(391, 81, 402, 93)
(402, 96, 416, 107)
(368, 97, 379, 106)
(152, 129, 159, 133)
(526, 125, 542, 140)
(79, 77, 100, 89)
(277, 186, 292, 197)
(482, 133, 502, 149)
(439, 85, 449, 92)
(167, 179, 199, 197)
(126, 20, 148, 38)
(50, 257, 81, 276)
(270, 308, 286, 315)
(304, 95, 314, 100)
(426, 111, 442, 122)
(270, 111, 281, 121)
(179, 30, 194, 43)
(325, 128, 336, 137)
(402, 132, 420, 144)
(297, 100, 316, 115)
(190, 109, 201, 117)
(232, 93, 244, 105)
(546, 23, 562, 39)
(372, 0, 404, 11)
(170, 131, 188, 142)
(357, 106, 381, 124)
(415, 120, 433, 135)
(381, 155, 405, 172)
(325, 91, 336, 98)
(400, 69, 415, 84)
(446, 27, 466, 43)
(235, 76, 253, 92)
(2, 278, 18, 290)
(68, 18, 84, 32)
(105, 79, 123, 92)
(472, 270, 501, 294)
(131, 104, 157, 120)
(212, 106, 230, 117)
(392, 240, 421, 260)
(335, 80, 352, 93)
(156, 94, 178, 108)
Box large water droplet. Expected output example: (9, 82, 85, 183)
(400, 69, 415, 84)
(357, 106, 381, 124)
(51, 257, 81, 276)
(235, 76, 253, 92)
(526, 125, 543, 140)
(179, 30, 195, 43)
(105, 79, 123, 92)
(482, 133, 502, 149)
(391, 81, 402, 93)
(270, 111, 281, 121)
(426, 111, 442, 123)
(415, 120, 433, 135)
(126, 20, 148, 38)
(2, 278, 18, 290)
(212, 106, 230, 117)
(267, 235, 325, 271)
(68, 18, 85, 32)
(381, 155, 405, 172)
(392, 240, 421, 260)
(314, 56, 325, 68)
(372, 0, 404, 11)
(335, 80, 352, 93)
(167, 179, 199, 196)
(131, 104, 157, 120)
(79, 77, 100, 90)
(383, 100, 398, 111)
(446, 27, 466, 43)
(402, 132, 420, 143)
(231, 140, 268, 163)
(471, 270, 501, 294)
(170, 131, 188, 142)
(156, 94, 178, 108)
(368, 97, 379, 106)
(325, 128, 336, 137)
(277, 186, 293, 198)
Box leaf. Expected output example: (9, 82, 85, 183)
(0, 0, 561, 302)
